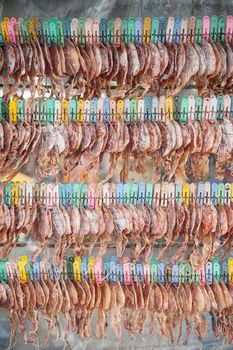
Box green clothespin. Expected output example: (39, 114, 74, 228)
(193, 269, 199, 284)
(46, 97, 55, 124)
(42, 19, 51, 46)
(124, 183, 131, 205)
(218, 183, 225, 206)
(57, 19, 64, 47)
(78, 18, 86, 47)
(178, 260, 185, 284)
(4, 182, 12, 208)
(130, 98, 137, 123)
(69, 98, 77, 122)
(180, 96, 188, 124)
(213, 257, 220, 283)
(121, 18, 128, 44)
(17, 98, 25, 122)
(128, 17, 135, 43)
(145, 183, 153, 206)
(184, 263, 192, 283)
(151, 17, 159, 44)
(67, 257, 74, 280)
(195, 16, 203, 44)
(82, 184, 88, 208)
(150, 257, 158, 283)
(131, 183, 138, 206)
(210, 15, 218, 42)
(21, 18, 30, 41)
(73, 183, 82, 208)
(218, 15, 226, 43)
(107, 19, 115, 44)
(2, 101, 9, 121)
(25, 261, 34, 281)
(50, 17, 58, 44)
(0, 261, 8, 282)
(195, 96, 202, 121)
(0, 19, 3, 46)
(217, 94, 224, 121)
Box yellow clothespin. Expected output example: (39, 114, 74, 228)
(165, 96, 174, 121)
(73, 256, 81, 282)
(12, 182, 19, 207)
(77, 98, 85, 123)
(61, 98, 69, 123)
(27, 20, 37, 42)
(88, 256, 95, 281)
(182, 183, 190, 207)
(1, 17, 10, 43)
(228, 258, 233, 283)
(143, 17, 151, 44)
(18, 256, 28, 283)
(9, 96, 18, 124)
(116, 100, 124, 120)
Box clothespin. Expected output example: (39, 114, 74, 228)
(221, 259, 228, 284)
(18, 256, 28, 283)
(197, 182, 205, 206)
(95, 258, 103, 284)
(171, 263, 179, 284)
(67, 257, 74, 280)
(150, 258, 158, 283)
(153, 183, 161, 206)
(205, 261, 213, 285)
(213, 257, 220, 283)
(142, 17, 150, 44)
(109, 256, 117, 284)
(123, 257, 131, 285)
(103, 257, 110, 282)
(87, 256, 95, 282)
(81, 256, 88, 280)
(114, 18, 121, 47)
(203, 16, 210, 42)
(182, 183, 190, 207)
(228, 258, 233, 283)
(88, 183, 96, 209)
(158, 262, 165, 285)
(0, 260, 8, 283)
(116, 99, 124, 120)
(151, 96, 159, 121)
(73, 256, 81, 283)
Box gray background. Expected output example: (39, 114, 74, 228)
(1, 0, 233, 349)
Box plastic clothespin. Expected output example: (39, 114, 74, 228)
(7, 17, 16, 44)
(0, 260, 8, 283)
(221, 259, 228, 284)
(42, 19, 51, 46)
(9, 96, 18, 125)
(121, 18, 128, 44)
(110, 183, 116, 205)
(116, 262, 123, 284)
(189, 16, 196, 43)
(90, 98, 98, 124)
(171, 263, 179, 284)
(211, 181, 218, 206)
(47, 97, 55, 124)
(161, 183, 168, 207)
(145, 183, 153, 206)
(4, 182, 12, 208)
(5, 260, 14, 282)
(69, 98, 77, 123)
(216, 94, 224, 121)
(78, 18, 86, 47)
(123, 257, 131, 285)
(100, 18, 107, 44)
(54, 99, 61, 124)
(218, 182, 225, 206)
(71, 18, 78, 44)
(138, 182, 145, 205)
(205, 261, 213, 285)
(103, 97, 110, 123)
(129, 262, 137, 283)
(123, 98, 130, 123)
(103, 256, 110, 282)
(223, 95, 231, 118)
(178, 260, 185, 284)
(86, 18, 93, 46)
(77, 99, 85, 124)
(92, 18, 100, 45)
(116, 182, 123, 204)
(109, 256, 117, 284)
(151, 17, 159, 44)
(184, 263, 192, 283)
(110, 100, 116, 122)
(130, 98, 137, 123)
(203, 16, 210, 42)
(210, 15, 218, 43)
(166, 17, 174, 43)
(17, 98, 25, 122)
(151, 96, 159, 122)
(88, 183, 96, 209)
(158, 262, 165, 285)
(81, 256, 88, 280)
(180, 95, 188, 124)
(61, 99, 68, 123)
(136, 260, 144, 284)
(116, 99, 124, 120)
(137, 99, 144, 122)
(173, 96, 180, 121)
(66, 184, 73, 206)
(67, 257, 74, 280)
(159, 16, 167, 43)
(213, 257, 220, 283)
(225, 183, 231, 206)
(123, 183, 131, 205)
(143, 264, 150, 283)
(94, 258, 103, 284)
(204, 181, 211, 205)
(102, 183, 110, 206)
(11, 182, 19, 207)
(128, 17, 135, 43)
(226, 15, 233, 44)
(228, 258, 233, 283)
(114, 18, 121, 47)
(158, 95, 165, 121)
(182, 183, 190, 207)
(142, 17, 150, 45)
(107, 19, 115, 44)
(181, 17, 188, 43)
(73, 256, 81, 283)
(49, 17, 58, 44)
(173, 16, 181, 44)
(63, 17, 72, 40)
(197, 181, 205, 206)
(26, 183, 33, 207)
(1, 17, 10, 44)
(188, 95, 195, 121)
(168, 182, 175, 205)
(195, 96, 202, 121)
(130, 183, 138, 206)
(198, 264, 206, 284)
(33, 256, 41, 281)
(165, 96, 174, 121)
(81, 184, 88, 208)
(150, 258, 158, 283)
(175, 183, 182, 204)
(144, 96, 151, 121)
(218, 15, 226, 43)
(135, 18, 143, 45)
(153, 183, 161, 207)
(195, 16, 203, 45)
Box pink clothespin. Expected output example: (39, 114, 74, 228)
(198, 264, 206, 284)
(94, 258, 103, 284)
(7, 17, 17, 44)
(88, 183, 96, 209)
(202, 16, 210, 42)
(226, 16, 233, 44)
(123, 257, 131, 285)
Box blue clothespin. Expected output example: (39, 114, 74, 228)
(109, 256, 117, 284)
(59, 184, 66, 207)
(173, 16, 181, 44)
(33, 256, 41, 281)
(205, 261, 213, 285)
(197, 182, 205, 206)
(171, 263, 179, 284)
(138, 182, 145, 205)
(211, 181, 218, 206)
(116, 183, 123, 204)
(116, 263, 123, 284)
(135, 17, 143, 45)
(221, 259, 228, 284)
(136, 260, 143, 284)
(103, 97, 110, 123)
(103, 256, 110, 282)
(158, 262, 165, 285)
(81, 256, 88, 280)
